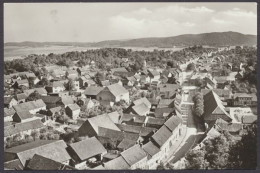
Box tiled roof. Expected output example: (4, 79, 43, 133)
(120, 145, 147, 166)
(151, 125, 172, 147)
(142, 141, 160, 157)
(104, 156, 130, 170)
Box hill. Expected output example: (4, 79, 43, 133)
(5, 31, 257, 48)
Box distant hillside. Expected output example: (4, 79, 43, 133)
(5, 31, 257, 48)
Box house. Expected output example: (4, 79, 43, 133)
(158, 99, 175, 108)
(4, 119, 44, 139)
(4, 108, 15, 122)
(13, 99, 46, 114)
(158, 84, 180, 99)
(40, 96, 62, 109)
(79, 76, 96, 88)
(66, 70, 78, 79)
(100, 80, 110, 87)
(15, 93, 27, 104)
(148, 70, 160, 83)
(203, 91, 232, 124)
(211, 118, 243, 135)
(45, 81, 65, 94)
(60, 96, 74, 107)
(142, 141, 161, 169)
(154, 107, 175, 119)
(201, 89, 232, 101)
(4, 140, 71, 167)
(13, 79, 29, 89)
(67, 137, 107, 169)
(97, 83, 129, 104)
(104, 156, 130, 170)
(120, 145, 148, 169)
(120, 114, 146, 126)
(12, 111, 34, 123)
(84, 86, 103, 99)
(242, 115, 257, 125)
(107, 111, 121, 124)
(146, 117, 165, 129)
(117, 138, 137, 151)
(77, 98, 94, 109)
(65, 104, 80, 120)
(111, 67, 128, 77)
(232, 93, 253, 106)
(78, 114, 121, 137)
(47, 106, 62, 118)
(164, 115, 183, 139)
(150, 125, 173, 160)
(4, 159, 24, 170)
(77, 66, 90, 76)
(4, 75, 12, 83)
(26, 154, 76, 170)
(51, 69, 66, 78)
(23, 88, 48, 96)
(129, 103, 150, 116)
(133, 97, 151, 109)
(4, 97, 18, 108)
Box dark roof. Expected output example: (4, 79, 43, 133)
(26, 154, 76, 170)
(69, 137, 106, 161)
(5, 140, 71, 166)
(40, 96, 61, 104)
(151, 125, 172, 147)
(116, 124, 142, 134)
(203, 91, 231, 120)
(14, 111, 33, 120)
(154, 108, 174, 118)
(120, 145, 147, 166)
(201, 89, 231, 97)
(120, 114, 146, 124)
(117, 139, 136, 150)
(140, 127, 156, 137)
(146, 117, 165, 126)
(84, 86, 103, 96)
(4, 159, 23, 170)
(4, 119, 44, 137)
(164, 115, 182, 132)
(104, 156, 130, 170)
(158, 99, 175, 108)
(142, 141, 160, 157)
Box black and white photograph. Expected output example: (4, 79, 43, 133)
(3, 2, 258, 170)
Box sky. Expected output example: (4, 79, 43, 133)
(4, 2, 257, 43)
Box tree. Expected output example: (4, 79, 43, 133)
(66, 78, 75, 91)
(187, 63, 195, 71)
(28, 77, 35, 88)
(193, 92, 204, 117)
(26, 91, 41, 101)
(228, 124, 257, 169)
(185, 149, 209, 169)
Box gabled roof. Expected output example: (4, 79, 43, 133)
(82, 114, 121, 135)
(116, 124, 142, 134)
(16, 93, 28, 101)
(16, 79, 29, 85)
(5, 140, 71, 166)
(117, 139, 136, 151)
(40, 96, 61, 104)
(4, 108, 15, 117)
(242, 115, 257, 124)
(61, 96, 74, 105)
(84, 86, 103, 96)
(4, 159, 23, 170)
(203, 91, 231, 120)
(146, 117, 165, 126)
(133, 97, 151, 108)
(107, 111, 121, 124)
(13, 99, 46, 113)
(23, 88, 47, 96)
(131, 103, 150, 116)
(120, 114, 146, 124)
(158, 99, 175, 108)
(233, 93, 252, 98)
(66, 104, 80, 111)
(106, 83, 128, 97)
(142, 141, 160, 157)
(120, 145, 147, 166)
(4, 97, 15, 104)
(4, 119, 44, 137)
(49, 81, 64, 88)
(104, 156, 130, 170)
(26, 154, 76, 170)
(48, 106, 62, 114)
(151, 125, 172, 147)
(148, 70, 160, 77)
(154, 108, 174, 118)
(164, 115, 182, 132)
(201, 89, 231, 97)
(14, 111, 33, 120)
(111, 67, 128, 73)
(69, 137, 106, 161)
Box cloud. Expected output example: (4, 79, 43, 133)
(223, 9, 256, 18)
(186, 6, 214, 13)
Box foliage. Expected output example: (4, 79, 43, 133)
(26, 91, 41, 101)
(187, 63, 195, 71)
(193, 92, 204, 117)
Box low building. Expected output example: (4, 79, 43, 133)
(12, 111, 34, 123)
(4, 97, 18, 109)
(142, 141, 161, 169)
(65, 104, 80, 120)
(13, 99, 46, 114)
(45, 81, 65, 94)
(84, 86, 103, 99)
(104, 156, 130, 170)
(67, 137, 107, 169)
(4, 140, 71, 167)
(120, 145, 148, 169)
